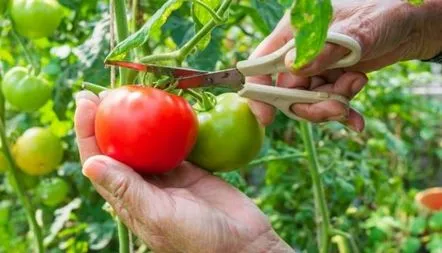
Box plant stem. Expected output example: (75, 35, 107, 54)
(111, 1, 133, 252)
(117, 217, 131, 253)
(0, 120, 44, 253)
(11, 30, 40, 75)
(190, 0, 225, 24)
(81, 82, 108, 94)
(131, 0, 143, 59)
(176, 0, 232, 62)
(331, 229, 359, 253)
(140, 51, 180, 63)
(113, 0, 131, 85)
(299, 122, 330, 253)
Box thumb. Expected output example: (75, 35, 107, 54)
(82, 155, 166, 230)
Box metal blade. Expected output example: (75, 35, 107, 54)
(175, 68, 245, 89)
(105, 60, 207, 77)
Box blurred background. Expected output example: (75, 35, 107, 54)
(0, 0, 441, 252)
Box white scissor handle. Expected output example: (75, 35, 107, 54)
(236, 32, 361, 76)
(236, 32, 361, 121)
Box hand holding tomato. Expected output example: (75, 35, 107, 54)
(74, 90, 294, 253)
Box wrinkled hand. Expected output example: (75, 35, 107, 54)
(248, 0, 442, 131)
(74, 91, 293, 253)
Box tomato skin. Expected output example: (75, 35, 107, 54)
(188, 93, 265, 172)
(95, 85, 198, 174)
(13, 127, 63, 176)
(36, 177, 70, 207)
(10, 0, 63, 39)
(2, 67, 52, 112)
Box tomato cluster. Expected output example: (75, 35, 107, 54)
(95, 86, 264, 174)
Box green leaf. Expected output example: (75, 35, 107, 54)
(429, 212, 442, 231)
(290, 0, 333, 69)
(192, 0, 220, 51)
(401, 237, 421, 253)
(251, 0, 285, 32)
(409, 217, 427, 235)
(106, 0, 184, 60)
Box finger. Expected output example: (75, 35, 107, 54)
(285, 43, 350, 77)
(345, 108, 365, 132)
(312, 72, 368, 99)
(74, 91, 101, 163)
(147, 161, 210, 189)
(246, 13, 292, 125)
(291, 100, 349, 123)
(83, 155, 169, 233)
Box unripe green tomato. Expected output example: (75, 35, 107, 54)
(13, 127, 63, 176)
(2, 66, 52, 112)
(0, 151, 9, 172)
(10, 0, 63, 39)
(36, 177, 69, 207)
(188, 93, 265, 172)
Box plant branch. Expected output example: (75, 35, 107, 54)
(0, 120, 44, 253)
(176, 0, 232, 62)
(331, 229, 359, 253)
(190, 0, 226, 24)
(299, 122, 331, 253)
(11, 30, 40, 75)
(117, 217, 131, 253)
(113, 0, 132, 85)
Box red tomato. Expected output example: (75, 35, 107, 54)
(95, 85, 198, 174)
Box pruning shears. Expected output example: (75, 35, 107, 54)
(105, 32, 361, 121)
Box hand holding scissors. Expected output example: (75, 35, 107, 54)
(106, 32, 362, 122)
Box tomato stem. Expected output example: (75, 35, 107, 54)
(177, 0, 232, 63)
(190, 0, 227, 24)
(0, 120, 44, 253)
(299, 122, 331, 253)
(330, 229, 359, 253)
(117, 216, 131, 253)
(81, 82, 108, 94)
(113, 0, 132, 85)
(11, 30, 40, 75)
(111, 0, 133, 252)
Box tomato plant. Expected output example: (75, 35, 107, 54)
(10, 0, 63, 39)
(189, 93, 264, 172)
(2, 66, 51, 112)
(12, 127, 63, 176)
(36, 177, 69, 207)
(0, 152, 8, 172)
(95, 85, 198, 174)
(0, 0, 440, 252)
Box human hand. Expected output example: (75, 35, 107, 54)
(74, 90, 294, 253)
(247, 0, 442, 131)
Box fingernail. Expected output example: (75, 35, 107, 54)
(74, 92, 88, 103)
(83, 157, 107, 183)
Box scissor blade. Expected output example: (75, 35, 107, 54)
(105, 60, 207, 77)
(176, 68, 245, 89)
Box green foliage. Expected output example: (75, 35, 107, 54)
(0, 0, 441, 252)
(290, 0, 332, 68)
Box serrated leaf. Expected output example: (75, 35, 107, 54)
(106, 0, 184, 60)
(290, 0, 333, 68)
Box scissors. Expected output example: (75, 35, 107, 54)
(105, 32, 361, 121)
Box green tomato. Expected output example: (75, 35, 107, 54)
(10, 0, 63, 39)
(188, 93, 264, 172)
(2, 67, 52, 112)
(13, 127, 63, 176)
(36, 177, 69, 207)
(0, 151, 9, 173)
